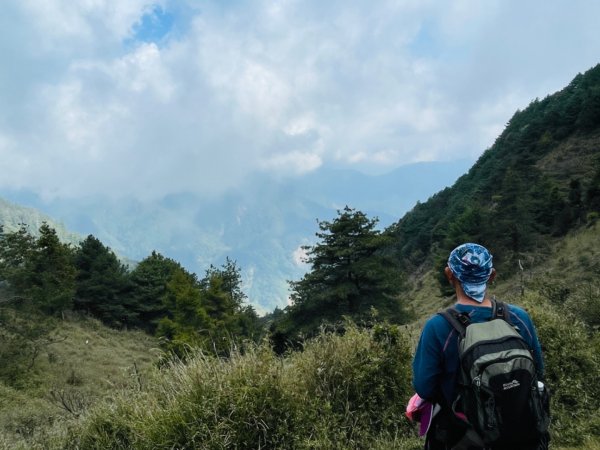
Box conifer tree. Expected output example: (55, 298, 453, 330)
(0, 224, 36, 297)
(127, 251, 182, 332)
(74, 235, 132, 326)
(156, 266, 211, 356)
(200, 260, 262, 354)
(276, 207, 407, 345)
(27, 223, 77, 315)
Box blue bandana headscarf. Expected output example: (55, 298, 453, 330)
(447, 243, 493, 303)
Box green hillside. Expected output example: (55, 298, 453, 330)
(390, 64, 600, 298)
(0, 311, 158, 447)
(2, 230, 598, 449)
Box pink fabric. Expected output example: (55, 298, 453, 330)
(405, 393, 437, 436)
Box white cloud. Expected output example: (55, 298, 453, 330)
(292, 245, 309, 267)
(261, 151, 322, 175)
(1, 0, 600, 199)
(20, 0, 159, 45)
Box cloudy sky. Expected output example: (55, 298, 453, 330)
(1, 0, 600, 201)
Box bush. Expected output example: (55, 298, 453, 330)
(522, 294, 600, 446)
(51, 324, 417, 449)
(565, 282, 600, 330)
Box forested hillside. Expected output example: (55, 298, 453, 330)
(389, 64, 600, 284)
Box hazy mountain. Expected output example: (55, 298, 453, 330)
(1, 160, 471, 312)
(0, 197, 82, 245)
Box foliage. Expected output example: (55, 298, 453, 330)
(522, 294, 600, 447)
(155, 266, 211, 356)
(126, 251, 183, 333)
(273, 207, 409, 349)
(73, 235, 132, 327)
(157, 260, 263, 357)
(1, 223, 263, 359)
(46, 324, 417, 450)
(0, 223, 76, 315)
(389, 64, 600, 290)
(536, 279, 600, 331)
(0, 306, 60, 387)
(0, 224, 36, 296)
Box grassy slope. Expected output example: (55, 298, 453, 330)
(404, 221, 600, 319)
(0, 315, 159, 446)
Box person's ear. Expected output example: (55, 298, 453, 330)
(444, 266, 454, 285)
(488, 268, 497, 283)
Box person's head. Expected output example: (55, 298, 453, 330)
(445, 243, 495, 303)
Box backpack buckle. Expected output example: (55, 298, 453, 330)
(456, 313, 471, 327)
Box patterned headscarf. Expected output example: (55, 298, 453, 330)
(447, 243, 493, 303)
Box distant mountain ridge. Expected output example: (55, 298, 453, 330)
(0, 160, 471, 312)
(0, 197, 82, 245)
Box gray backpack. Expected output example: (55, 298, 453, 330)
(440, 300, 550, 448)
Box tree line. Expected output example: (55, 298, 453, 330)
(1, 206, 413, 359)
(0, 223, 262, 357)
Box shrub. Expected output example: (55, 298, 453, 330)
(287, 322, 414, 442)
(51, 324, 416, 449)
(565, 282, 600, 329)
(522, 294, 600, 446)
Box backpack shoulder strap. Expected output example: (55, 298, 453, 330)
(438, 307, 470, 339)
(491, 298, 511, 323)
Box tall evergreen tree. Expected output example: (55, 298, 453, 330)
(203, 257, 247, 309)
(275, 207, 408, 345)
(73, 235, 132, 326)
(0, 224, 36, 297)
(156, 266, 211, 356)
(127, 251, 183, 332)
(27, 223, 77, 315)
(200, 259, 262, 354)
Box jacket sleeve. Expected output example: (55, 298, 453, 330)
(412, 317, 444, 401)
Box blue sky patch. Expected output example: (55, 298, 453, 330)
(131, 5, 175, 45)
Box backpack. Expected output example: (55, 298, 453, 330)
(439, 300, 550, 448)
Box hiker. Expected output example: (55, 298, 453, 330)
(412, 243, 549, 450)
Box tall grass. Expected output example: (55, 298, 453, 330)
(0, 313, 157, 449)
(522, 294, 600, 447)
(4, 293, 600, 449)
(40, 324, 419, 449)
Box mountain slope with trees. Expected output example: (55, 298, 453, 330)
(388, 63, 600, 291)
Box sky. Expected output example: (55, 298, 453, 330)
(1, 0, 600, 201)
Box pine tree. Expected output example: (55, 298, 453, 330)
(277, 207, 408, 344)
(156, 266, 211, 356)
(127, 251, 183, 332)
(200, 259, 262, 355)
(27, 223, 77, 315)
(0, 224, 36, 297)
(73, 235, 132, 326)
